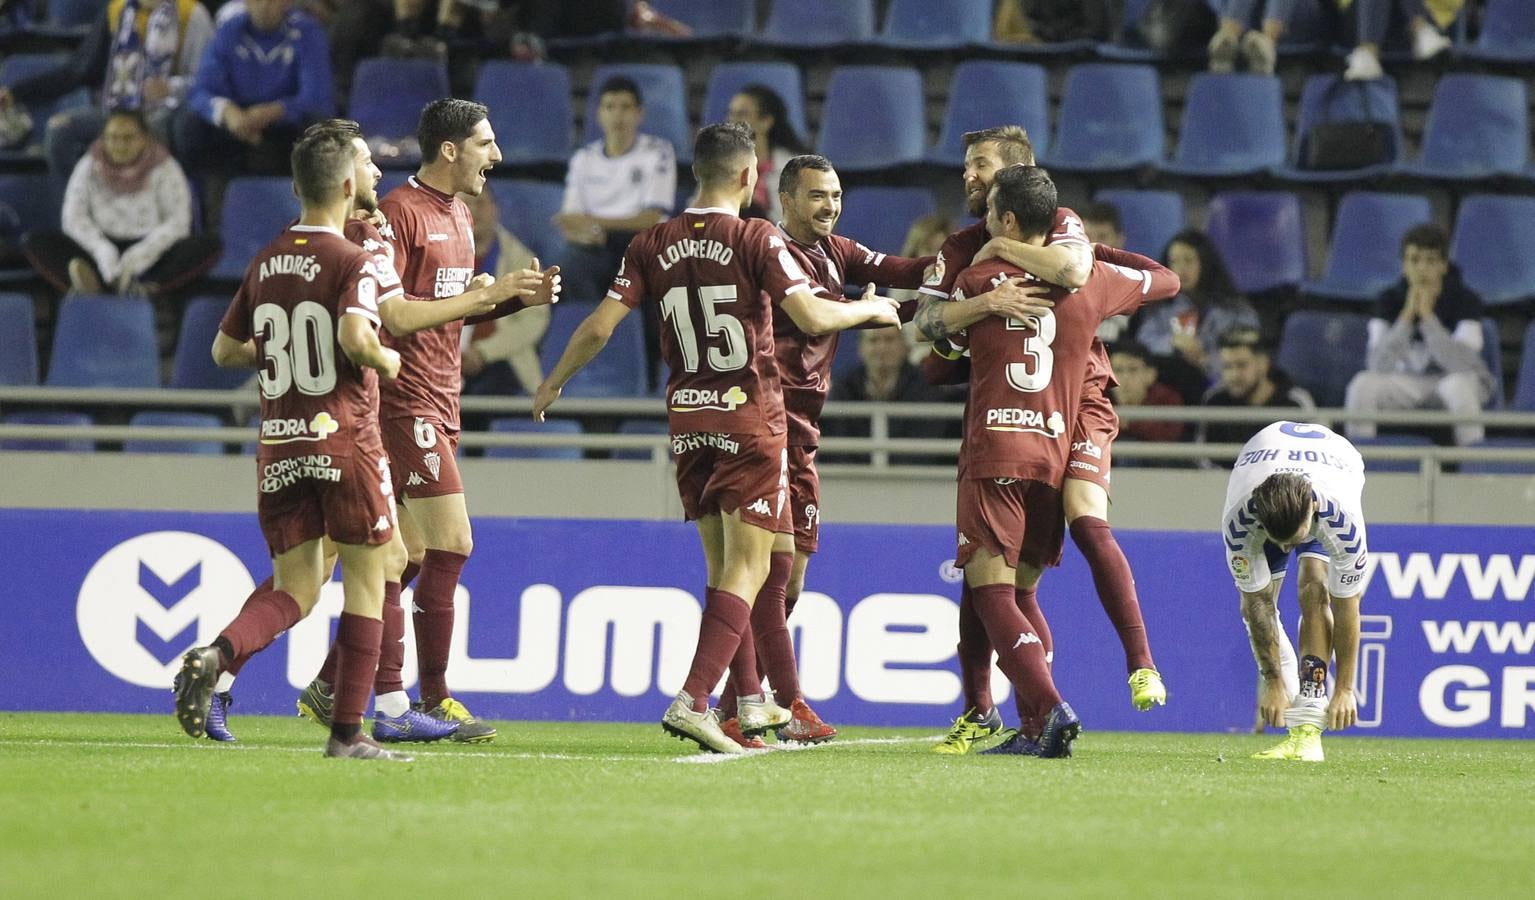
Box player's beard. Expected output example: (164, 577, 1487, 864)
(355, 189, 377, 214)
(966, 187, 987, 218)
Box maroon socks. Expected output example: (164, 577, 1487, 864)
(956, 581, 995, 715)
(331, 612, 383, 742)
(215, 587, 302, 668)
(1071, 516, 1155, 672)
(414, 549, 467, 709)
(751, 552, 799, 708)
(970, 583, 1061, 728)
(680, 589, 752, 712)
(374, 582, 406, 696)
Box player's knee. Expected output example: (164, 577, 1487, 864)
(1297, 580, 1329, 613)
(433, 530, 473, 558)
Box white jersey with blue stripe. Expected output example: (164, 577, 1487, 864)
(1220, 421, 1368, 596)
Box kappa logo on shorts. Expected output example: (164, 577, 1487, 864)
(746, 498, 772, 516)
(423, 451, 441, 481)
(958, 532, 972, 545)
(373, 516, 391, 533)
(406, 472, 427, 487)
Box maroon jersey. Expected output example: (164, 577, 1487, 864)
(954, 255, 1178, 483)
(376, 176, 477, 428)
(775, 227, 932, 444)
(219, 224, 403, 458)
(606, 206, 811, 435)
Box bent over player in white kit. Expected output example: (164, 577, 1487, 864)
(1221, 421, 1367, 762)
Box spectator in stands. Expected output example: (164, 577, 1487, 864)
(1109, 341, 1188, 445)
(901, 213, 954, 259)
(1207, 0, 1292, 75)
(1136, 229, 1258, 387)
(327, 1, 447, 102)
(1080, 201, 1132, 341)
(828, 327, 956, 464)
(21, 108, 219, 300)
(0, 0, 213, 179)
(553, 75, 674, 381)
(1341, 0, 1458, 81)
(460, 184, 549, 398)
(1197, 327, 1315, 456)
(173, 0, 333, 179)
(727, 85, 807, 224)
(1344, 223, 1494, 447)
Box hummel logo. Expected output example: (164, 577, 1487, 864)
(1013, 632, 1041, 649)
(746, 499, 772, 515)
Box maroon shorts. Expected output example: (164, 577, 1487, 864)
(673, 431, 791, 534)
(787, 443, 821, 554)
(257, 448, 396, 556)
(382, 415, 463, 500)
(955, 477, 1065, 570)
(1067, 382, 1119, 492)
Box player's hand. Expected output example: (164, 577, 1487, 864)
(1259, 677, 1289, 729)
(1326, 687, 1358, 731)
(468, 273, 496, 293)
(532, 379, 562, 421)
(509, 257, 563, 306)
(986, 278, 1054, 321)
(377, 347, 402, 381)
(974, 236, 1017, 264)
(351, 206, 387, 229)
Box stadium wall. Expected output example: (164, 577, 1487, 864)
(6, 507, 1533, 739)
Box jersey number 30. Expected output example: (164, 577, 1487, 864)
(659, 285, 747, 373)
(1004, 312, 1056, 392)
(254, 301, 337, 398)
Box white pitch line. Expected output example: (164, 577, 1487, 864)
(670, 734, 941, 764)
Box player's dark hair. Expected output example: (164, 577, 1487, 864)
(988, 165, 1057, 240)
(1079, 200, 1121, 233)
(692, 121, 756, 185)
(1251, 473, 1315, 543)
(598, 76, 643, 106)
(418, 98, 489, 164)
(290, 129, 354, 205)
(962, 125, 1035, 166)
(735, 84, 806, 154)
(303, 117, 362, 141)
(1163, 229, 1237, 304)
(1401, 222, 1448, 258)
(778, 154, 835, 197)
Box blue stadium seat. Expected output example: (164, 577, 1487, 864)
(0, 292, 38, 385)
(349, 58, 449, 143)
(475, 61, 572, 166)
(1515, 321, 1535, 412)
(210, 177, 300, 282)
(124, 412, 225, 455)
(630, 0, 754, 39)
(1398, 74, 1528, 180)
(878, 0, 990, 49)
(929, 61, 1049, 166)
(1463, 0, 1535, 63)
(837, 188, 937, 258)
(1461, 438, 1535, 475)
(758, 0, 874, 47)
(1301, 192, 1431, 303)
(701, 63, 808, 145)
(613, 418, 670, 460)
(816, 66, 925, 173)
(1276, 311, 1368, 408)
(1450, 195, 1535, 306)
(1353, 434, 1434, 473)
(538, 302, 647, 397)
(493, 179, 568, 271)
(583, 64, 690, 164)
(46, 295, 159, 388)
(170, 296, 253, 390)
(486, 417, 583, 460)
(1164, 74, 1285, 178)
(1277, 75, 1402, 182)
(1044, 64, 1163, 173)
(21, 0, 96, 38)
(0, 173, 60, 235)
(1205, 191, 1305, 294)
(1092, 190, 1184, 259)
(0, 411, 94, 452)
(0, 54, 89, 157)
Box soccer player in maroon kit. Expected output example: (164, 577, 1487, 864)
(534, 122, 900, 753)
(916, 127, 1169, 754)
(173, 130, 412, 761)
(950, 165, 1180, 757)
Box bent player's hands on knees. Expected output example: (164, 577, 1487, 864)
(1326, 687, 1358, 731)
(532, 380, 562, 422)
(987, 278, 1054, 321)
(376, 347, 402, 381)
(1259, 677, 1289, 728)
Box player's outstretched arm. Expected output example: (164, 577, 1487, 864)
(338, 312, 401, 380)
(975, 236, 1092, 289)
(912, 281, 1054, 342)
(1327, 592, 1362, 730)
(378, 264, 560, 336)
(780, 286, 900, 336)
(1093, 245, 1182, 303)
(533, 297, 630, 421)
(211, 332, 258, 369)
(1240, 585, 1290, 728)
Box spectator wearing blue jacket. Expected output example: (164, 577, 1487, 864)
(171, 0, 333, 177)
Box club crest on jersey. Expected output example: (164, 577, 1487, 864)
(423, 451, 442, 481)
(260, 411, 340, 444)
(984, 408, 1065, 438)
(670, 385, 747, 413)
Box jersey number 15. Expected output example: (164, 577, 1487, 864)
(659, 285, 747, 373)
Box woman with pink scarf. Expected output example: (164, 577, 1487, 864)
(23, 108, 220, 298)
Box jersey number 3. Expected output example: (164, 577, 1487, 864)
(659, 285, 747, 373)
(254, 301, 338, 399)
(1004, 312, 1056, 393)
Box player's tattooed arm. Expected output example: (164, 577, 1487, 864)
(914, 297, 952, 342)
(1240, 585, 1290, 728)
(975, 237, 1092, 290)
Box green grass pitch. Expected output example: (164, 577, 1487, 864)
(2, 713, 1531, 898)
